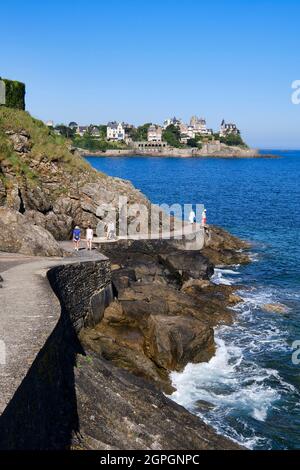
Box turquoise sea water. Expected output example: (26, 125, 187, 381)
(86, 152, 300, 449)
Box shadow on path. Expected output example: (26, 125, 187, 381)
(0, 274, 85, 450)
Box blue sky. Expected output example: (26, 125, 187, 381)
(1, 0, 300, 148)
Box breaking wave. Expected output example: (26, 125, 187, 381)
(169, 267, 298, 449)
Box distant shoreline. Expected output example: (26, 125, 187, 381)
(78, 147, 279, 159)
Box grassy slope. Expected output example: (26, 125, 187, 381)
(0, 108, 95, 184)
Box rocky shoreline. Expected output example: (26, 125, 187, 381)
(80, 227, 250, 395)
(77, 146, 277, 159)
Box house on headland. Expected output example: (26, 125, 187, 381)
(147, 124, 162, 142)
(89, 125, 101, 137)
(163, 117, 182, 129)
(107, 122, 125, 141)
(220, 120, 240, 137)
(76, 126, 89, 136)
(190, 116, 212, 135)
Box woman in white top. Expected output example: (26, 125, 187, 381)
(86, 225, 94, 251)
(107, 221, 115, 240)
(189, 209, 196, 224)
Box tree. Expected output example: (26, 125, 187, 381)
(55, 125, 75, 138)
(162, 124, 181, 148)
(132, 123, 152, 141)
(187, 138, 198, 147)
(220, 133, 246, 147)
(187, 137, 202, 149)
(98, 125, 107, 140)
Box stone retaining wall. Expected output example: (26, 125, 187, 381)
(47, 259, 113, 332)
(0, 258, 113, 449)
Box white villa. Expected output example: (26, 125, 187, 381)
(163, 117, 182, 129)
(220, 119, 240, 137)
(147, 124, 162, 142)
(76, 126, 89, 136)
(190, 116, 212, 135)
(179, 124, 196, 144)
(163, 115, 214, 142)
(107, 121, 125, 141)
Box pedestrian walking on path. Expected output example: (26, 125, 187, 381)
(86, 225, 94, 251)
(73, 226, 81, 251)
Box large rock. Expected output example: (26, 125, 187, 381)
(147, 314, 214, 370)
(5, 130, 31, 153)
(98, 239, 214, 287)
(81, 277, 235, 392)
(80, 233, 246, 394)
(158, 250, 214, 282)
(203, 225, 250, 265)
(21, 186, 52, 213)
(44, 211, 73, 240)
(0, 207, 63, 256)
(5, 184, 22, 212)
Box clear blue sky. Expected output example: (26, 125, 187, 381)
(1, 0, 300, 148)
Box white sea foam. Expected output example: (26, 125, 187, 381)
(169, 264, 296, 449)
(170, 337, 280, 417)
(248, 252, 260, 262)
(215, 268, 241, 275)
(211, 268, 241, 286)
(169, 335, 286, 448)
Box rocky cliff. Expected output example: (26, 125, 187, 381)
(0, 108, 149, 255)
(80, 233, 249, 394)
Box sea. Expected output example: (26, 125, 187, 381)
(86, 151, 300, 450)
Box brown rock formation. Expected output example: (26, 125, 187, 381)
(0, 207, 63, 256)
(80, 237, 248, 393)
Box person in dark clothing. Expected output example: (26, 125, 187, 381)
(73, 226, 81, 251)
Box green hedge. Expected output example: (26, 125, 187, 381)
(0, 78, 25, 110)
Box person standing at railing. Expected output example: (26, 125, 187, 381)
(189, 208, 196, 224)
(202, 208, 207, 226)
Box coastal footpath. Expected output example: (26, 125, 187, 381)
(0, 107, 248, 449)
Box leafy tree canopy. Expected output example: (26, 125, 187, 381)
(220, 133, 247, 147)
(131, 123, 152, 141)
(162, 124, 182, 148)
(55, 125, 75, 138)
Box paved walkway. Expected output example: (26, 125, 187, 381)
(60, 222, 206, 251)
(0, 250, 107, 415)
(0, 224, 206, 415)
